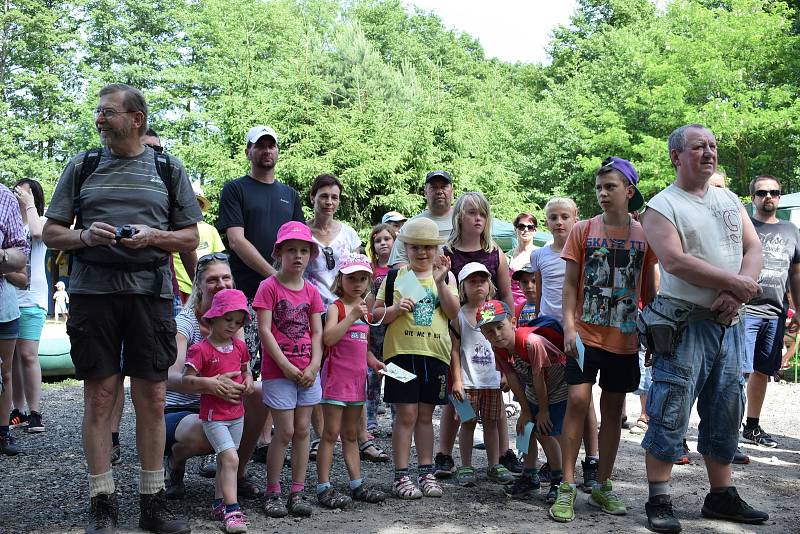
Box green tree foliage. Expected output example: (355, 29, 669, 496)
(1, 0, 798, 228)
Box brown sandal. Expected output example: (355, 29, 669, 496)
(359, 440, 389, 463)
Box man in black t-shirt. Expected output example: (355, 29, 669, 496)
(743, 175, 800, 449)
(217, 125, 304, 365)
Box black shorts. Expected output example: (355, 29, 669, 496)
(67, 294, 177, 381)
(565, 345, 639, 393)
(383, 354, 450, 405)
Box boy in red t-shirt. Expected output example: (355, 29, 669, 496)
(556, 157, 657, 522)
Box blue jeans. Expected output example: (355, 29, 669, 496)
(743, 315, 784, 375)
(641, 318, 745, 464)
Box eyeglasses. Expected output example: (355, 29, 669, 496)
(94, 107, 137, 119)
(145, 143, 163, 153)
(322, 246, 335, 270)
(196, 252, 229, 272)
(516, 224, 536, 232)
(755, 189, 781, 198)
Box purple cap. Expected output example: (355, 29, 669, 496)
(599, 157, 645, 212)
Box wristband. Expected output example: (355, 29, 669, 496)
(79, 229, 90, 247)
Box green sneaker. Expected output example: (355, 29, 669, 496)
(548, 482, 576, 523)
(589, 479, 627, 515)
(456, 466, 477, 487)
(487, 464, 515, 485)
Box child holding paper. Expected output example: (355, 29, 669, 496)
(555, 157, 657, 522)
(316, 254, 386, 509)
(373, 217, 460, 500)
(450, 262, 515, 486)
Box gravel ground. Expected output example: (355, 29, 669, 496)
(2, 379, 799, 533)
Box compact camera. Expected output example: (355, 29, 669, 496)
(114, 224, 137, 241)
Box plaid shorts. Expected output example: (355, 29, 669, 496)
(465, 388, 501, 422)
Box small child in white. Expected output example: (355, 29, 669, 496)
(183, 289, 254, 533)
(53, 281, 69, 321)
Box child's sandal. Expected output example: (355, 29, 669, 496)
(392, 475, 422, 500)
(359, 440, 390, 463)
(351, 483, 386, 503)
(317, 487, 352, 509)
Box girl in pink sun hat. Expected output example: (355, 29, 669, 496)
(183, 288, 253, 532)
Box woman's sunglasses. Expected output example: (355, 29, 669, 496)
(516, 224, 536, 232)
(322, 247, 335, 270)
(196, 253, 229, 274)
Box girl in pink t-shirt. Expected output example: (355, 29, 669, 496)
(252, 221, 324, 518)
(183, 288, 253, 533)
(316, 254, 387, 509)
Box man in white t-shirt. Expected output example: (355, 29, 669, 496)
(640, 124, 767, 533)
(388, 170, 454, 268)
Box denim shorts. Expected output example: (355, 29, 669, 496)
(743, 315, 784, 375)
(642, 318, 745, 464)
(634, 348, 653, 396)
(262, 376, 321, 410)
(202, 416, 244, 454)
(18, 306, 46, 341)
(0, 318, 19, 340)
(164, 410, 196, 456)
(528, 399, 567, 436)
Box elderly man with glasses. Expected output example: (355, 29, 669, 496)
(43, 83, 200, 534)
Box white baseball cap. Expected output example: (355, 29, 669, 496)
(246, 125, 279, 147)
(458, 262, 491, 284)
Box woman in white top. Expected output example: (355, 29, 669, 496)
(9, 179, 47, 432)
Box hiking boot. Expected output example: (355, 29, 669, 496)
(743, 425, 778, 448)
(86, 493, 118, 534)
(505, 471, 540, 498)
(487, 464, 515, 485)
(732, 447, 750, 465)
(701, 487, 769, 524)
(392, 475, 422, 500)
(418, 473, 443, 497)
(26, 411, 44, 433)
(456, 465, 477, 487)
(110, 444, 122, 466)
(263, 492, 288, 518)
(164, 456, 185, 500)
(224, 509, 247, 533)
(138, 489, 191, 533)
(588, 479, 627, 515)
(646, 494, 682, 533)
(198, 456, 216, 478)
(548, 482, 576, 523)
(538, 462, 552, 482)
(433, 452, 456, 478)
(0, 433, 21, 455)
(287, 491, 313, 517)
(546, 477, 562, 504)
(580, 457, 598, 493)
(673, 440, 690, 465)
(499, 449, 523, 476)
(9, 408, 28, 429)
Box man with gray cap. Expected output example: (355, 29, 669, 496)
(217, 126, 304, 367)
(387, 170, 454, 268)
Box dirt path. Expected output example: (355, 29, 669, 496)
(2, 380, 798, 533)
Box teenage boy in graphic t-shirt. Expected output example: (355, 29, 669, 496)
(549, 157, 657, 523)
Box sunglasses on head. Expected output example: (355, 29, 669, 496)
(197, 252, 229, 267)
(322, 246, 335, 270)
(516, 224, 536, 232)
(755, 189, 780, 198)
(145, 143, 163, 154)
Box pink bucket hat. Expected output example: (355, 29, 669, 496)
(338, 253, 373, 275)
(203, 289, 251, 323)
(271, 221, 319, 260)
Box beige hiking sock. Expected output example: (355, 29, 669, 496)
(139, 468, 165, 495)
(89, 470, 115, 497)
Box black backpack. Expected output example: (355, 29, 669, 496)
(73, 147, 175, 229)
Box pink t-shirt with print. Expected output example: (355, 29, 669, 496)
(252, 276, 325, 380)
(185, 338, 249, 421)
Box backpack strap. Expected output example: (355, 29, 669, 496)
(73, 148, 103, 229)
(334, 299, 346, 323)
(384, 269, 399, 308)
(154, 152, 178, 212)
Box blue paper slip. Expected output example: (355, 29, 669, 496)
(394, 272, 428, 303)
(515, 422, 535, 455)
(450, 394, 476, 422)
(575, 334, 585, 371)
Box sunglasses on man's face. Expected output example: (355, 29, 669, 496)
(145, 143, 163, 153)
(754, 189, 781, 198)
(322, 247, 335, 270)
(516, 224, 536, 232)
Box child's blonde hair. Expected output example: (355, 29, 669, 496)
(330, 271, 371, 299)
(457, 272, 496, 305)
(448, 191, 495, 253)
(367, 223, 397, 267)
(544, 197, 578, 218)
